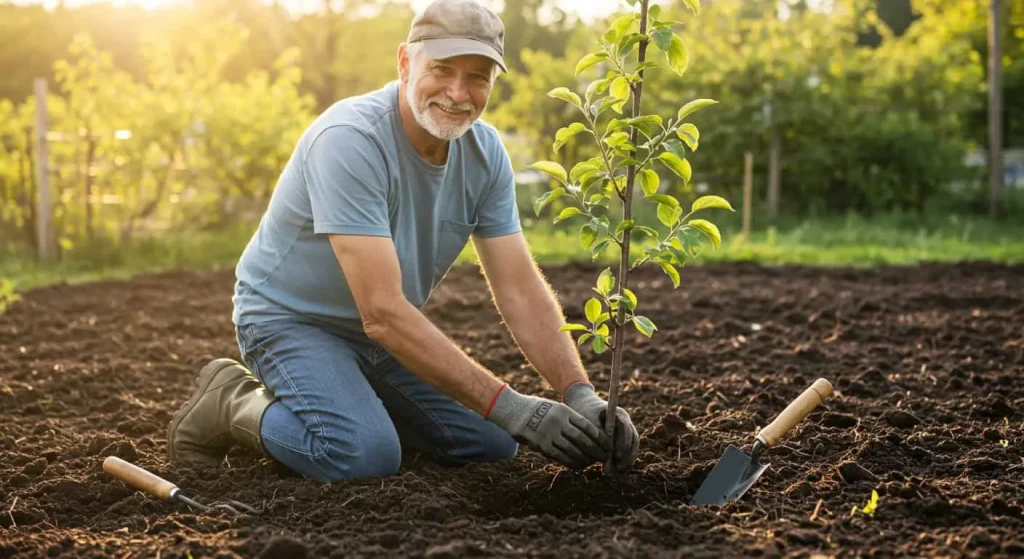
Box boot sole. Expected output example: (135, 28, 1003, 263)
(166, 358, 246, 464)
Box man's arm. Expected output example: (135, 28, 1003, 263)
(328, 233, 612, 468)
(470, 231, 590, 397)
(328, 234, 502, 415)
(473, 231, 641, 468)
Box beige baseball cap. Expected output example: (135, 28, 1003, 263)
(407, 0, 508, 73)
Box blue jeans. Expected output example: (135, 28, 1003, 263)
(234, 317, 518, 481)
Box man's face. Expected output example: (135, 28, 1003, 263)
(404, 47, 495, 141)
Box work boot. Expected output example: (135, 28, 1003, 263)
(167, 358, 276, 466)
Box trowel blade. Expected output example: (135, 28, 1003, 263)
(690, 445, 769, 506)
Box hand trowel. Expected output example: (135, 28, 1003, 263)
(691, 378, 833, 506)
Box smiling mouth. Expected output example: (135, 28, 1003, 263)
(432, 104, 470, 116)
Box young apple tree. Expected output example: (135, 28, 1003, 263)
(529, 0, 734, 474)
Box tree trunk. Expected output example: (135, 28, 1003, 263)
(988, 0, 1003, 217)
(605, 0, 650, 476)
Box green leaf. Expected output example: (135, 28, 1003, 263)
(634, 225, 660, 240)
(677, 99, 718, 120)
(667, 34, 689, 75)
(580, 170, 604, 189)
(605, 131, 631, 149)
(585, 78, 609, 103)
(578, 333, 593, 346)
(597, 267, 615, 295)
(663, 138, 687, 160)
(628, 114, 663, 128)
(667, 238, 688, 265)
(606, 14, 636, 44)
(659, 261, 681, 288)
(533, 187, 565, 216)
(623, 288, 637, 311)
(657, 152, 692, 182)
(646, 193, 679, 208)
(548, 87, 582, 108)
(688, 219, 722, 249)
(595, 313, 611, 327)
(649, 4, 662, 21)
(651, 26, 673, 52)
(580, 223, 598, 248)
(657, 203, 683, 227)
(677, 123, 699, 151)
(633, 315, 657, 337)
(639, 169, 660, 196)
(590, 239, 612, 260)
(575, 52, 608, 75)
(553, 207, 583, 224)
(554, 122, 588, 152)
(691, 195, 735, 213)
(585, 297, 602, 323)
(559, 323, 589, 332)
(593, 335, 608, 354)
(617, 33, 645, 58)
(570, 161, 600, 183)
(610, 76, 630, 101)
(529, 161, 568, 184)
(683, 0, 700, 16)
(615, 219, 635, 236)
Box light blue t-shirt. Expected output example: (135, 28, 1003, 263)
(232, 80, 521, 332)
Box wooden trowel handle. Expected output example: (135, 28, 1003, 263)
(103, 456, 178, 500)
(757, 378, 833, 448)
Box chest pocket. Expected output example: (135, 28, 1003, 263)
(433, 218, 476, 285)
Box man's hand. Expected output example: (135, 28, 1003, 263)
(486, 384, 611, 470)
(563, 381, 640, 470)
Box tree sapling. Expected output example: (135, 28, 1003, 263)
(529, 0, 733, 474)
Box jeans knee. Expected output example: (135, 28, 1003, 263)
(313, 428, 402, 481)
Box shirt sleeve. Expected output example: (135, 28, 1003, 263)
(302, 125, 392, 237)
(474, 139, 522, 238)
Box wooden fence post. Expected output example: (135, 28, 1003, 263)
(767, 127, 781, 224)
(743, 151, 753, 244)
(34, 78, 55, 264)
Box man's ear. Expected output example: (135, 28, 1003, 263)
(397, 43, 411, 83)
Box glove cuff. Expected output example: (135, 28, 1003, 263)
(484, 384, 531, 433)
(562, 380, 600, 407)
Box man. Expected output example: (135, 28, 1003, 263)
(167, 0, 639, 482)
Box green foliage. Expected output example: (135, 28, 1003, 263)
(0, 25, 315, 262)
(495, 0, 1016, 218)
(0, 278, 20, 315)
(533, 0, 733, 360)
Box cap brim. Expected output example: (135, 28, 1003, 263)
(421, 38, 508, 73)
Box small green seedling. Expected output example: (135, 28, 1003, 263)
(851, 489, 880, 518)
(530, 0, 732, 474)
(1000, 440, 1009, 448)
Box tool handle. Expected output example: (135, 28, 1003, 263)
(102, 456, 177, 500)
(756, 378, 832, 448)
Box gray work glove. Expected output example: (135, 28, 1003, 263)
(563, 381, 640, 471)
(486, 385, 611, 470)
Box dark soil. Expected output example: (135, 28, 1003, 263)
(1, 261, 1022, 558)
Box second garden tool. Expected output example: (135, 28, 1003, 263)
(102, 456, 259, 515)
(691, 378, 833, 506)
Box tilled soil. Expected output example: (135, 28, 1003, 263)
(0, 261, 1022, 558)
